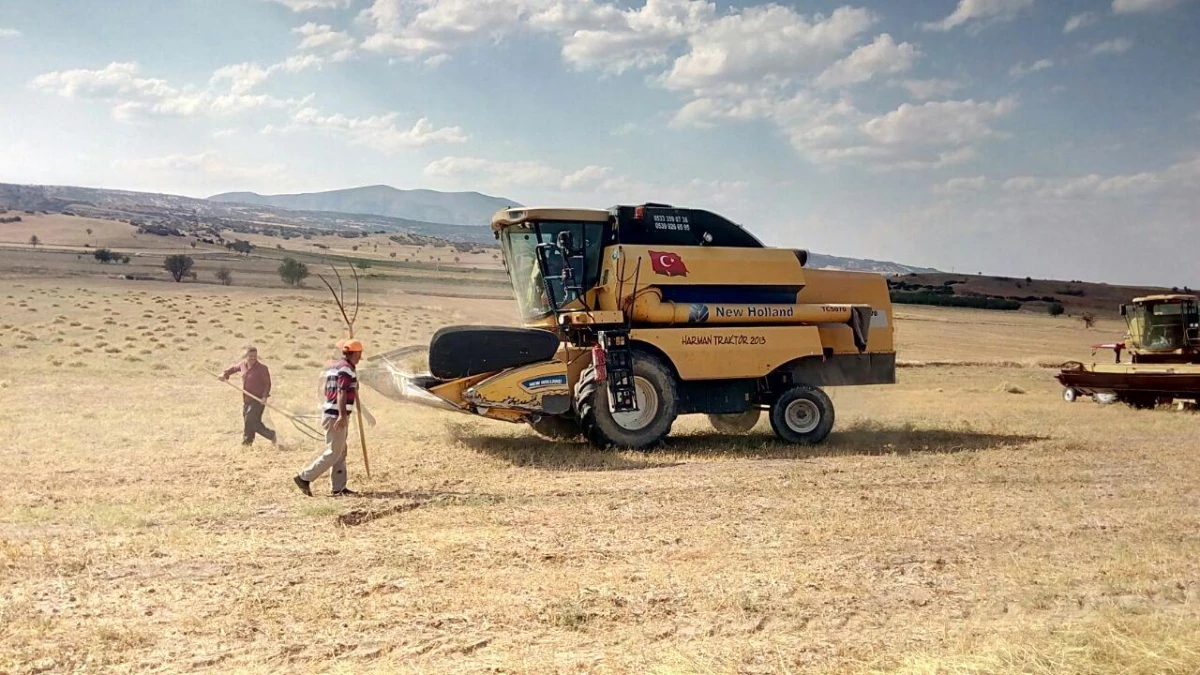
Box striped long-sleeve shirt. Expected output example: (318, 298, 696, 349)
(322, 358, 357, 418)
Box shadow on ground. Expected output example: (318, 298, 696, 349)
(335, 490, 506, 527)
(452, 421, 1047, 470)
(664, 423, 1046, 459)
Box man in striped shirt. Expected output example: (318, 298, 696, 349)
(294, 339, 363, 497)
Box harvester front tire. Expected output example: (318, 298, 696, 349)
(770, 385, 834, 445)
(529, 414, 581, 440)
(707, 410, 761, 434)
(1062, 387, 1078, 403)
(575, 351, 677, 450)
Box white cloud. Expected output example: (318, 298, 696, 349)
(1001, 156, 1199, 198)
(933, 176, 988, 194)
(898, 78, 964, 100)
(862, 98, 1016, 147)
(294, 22, 356, 60)
(30, 62, 175, 101)
(560, 165, 615, 190)
(265, 0, 352, 11)
(814, 34, 918, 89)
(1009, 58, 1053, 77)
(560, 0, 717, 74)
(1113, 0, 1187, 13)
(1090, 37, 1133, 55)
(422, 154, 749, 203)
(213, 128, 239, 139)
(922, 0, 1034, 33)
(268, 107, 468, 152)
(674, 92, 1015, 171)
(209, 56, 325, 95)
(424, 156, 566, 188)
(31, 61, 310, 122)
(360, 0, 550, 61)
(662, 5, 875, 91)
(113, 151, 288, 181)
(0, 27, 20, 38)
(1063, 11, 1098, 32)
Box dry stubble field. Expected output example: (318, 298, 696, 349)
(1, 277, 1198, 674)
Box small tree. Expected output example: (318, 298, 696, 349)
(190, 241, 197, 249)
(86, 228, 93, 237)
(93, 248, 114, 263)
(164, 254, 194, 282)
(29, 235, 40, 247)
(1048, 302, 1064, 317)
(215, 266, 233, 286)
(278, 257, 309, 286)
(1080, 311, 1096, 329)
(121, 255, 130, 264)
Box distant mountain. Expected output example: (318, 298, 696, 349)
(208, 185, 520, 227)
(0, 182, 499, 244)
(807, 252, 939, 275)
(1, 181, 941, 272)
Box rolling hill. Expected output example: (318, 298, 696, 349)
(208, 185, 519, 228)
(1, 181, 941, 275)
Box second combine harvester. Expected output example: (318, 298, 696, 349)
(381, 203, 897, 449)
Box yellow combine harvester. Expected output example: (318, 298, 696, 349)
(373, 203, 896, 449)
(1057, 294, 1200, 408)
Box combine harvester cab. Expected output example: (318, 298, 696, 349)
(364, 203, 897, 449)
(1057, 294, 1200, 408)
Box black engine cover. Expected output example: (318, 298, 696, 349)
(428, 326, 561, 380)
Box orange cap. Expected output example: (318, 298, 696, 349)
(340, 338, 364, 353)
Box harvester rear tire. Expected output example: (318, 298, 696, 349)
(574, 351, 677, 450)
(529, 414, 582, 440)
(707, 410, 760, 434)
(769, 385, 834, 445)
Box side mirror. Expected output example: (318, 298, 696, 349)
(556, 231, 575, 254)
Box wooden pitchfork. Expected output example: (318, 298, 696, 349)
(317, 261, 371, 478)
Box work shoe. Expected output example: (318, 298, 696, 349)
(293, 475, 312, 496)
(331, 488, 357, 497)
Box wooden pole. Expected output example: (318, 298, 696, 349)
(348, 328, 370, 479)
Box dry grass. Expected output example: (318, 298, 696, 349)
(0, 278, 1197, 674)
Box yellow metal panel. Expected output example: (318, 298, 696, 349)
(429, 372, 494, 409)
(798, 268, 894, 353)
(561, 310, 625, 326)
(601, 245, 806, 289)
(468, 360, 569, 410)
(631, 326, 825, 380)
(476, 408, 529, 423)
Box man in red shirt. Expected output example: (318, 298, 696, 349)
(219, 345, 277, 446)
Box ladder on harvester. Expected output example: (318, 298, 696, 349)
(599, 329, 637, 413)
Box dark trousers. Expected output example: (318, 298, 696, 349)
(243, 400, 277, 444)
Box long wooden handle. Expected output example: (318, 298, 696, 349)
(204, 369, 323, 438)
(355, 405, 370, 478)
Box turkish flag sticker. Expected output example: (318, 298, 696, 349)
(649, 250, 688, 277)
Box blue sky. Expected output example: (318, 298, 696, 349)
(1, 0, 1197, 285)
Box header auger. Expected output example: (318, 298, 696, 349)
(369, 203, 897, 449)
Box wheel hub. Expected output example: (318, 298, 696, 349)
(784, 398, 820, 433)
(611, 376, 659, 430)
